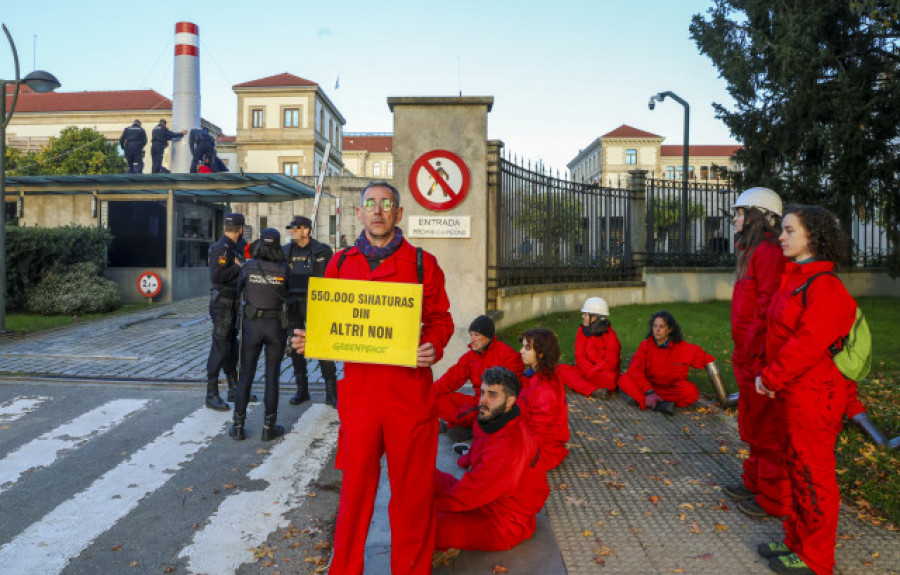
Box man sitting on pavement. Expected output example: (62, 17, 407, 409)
(434, 315, 526, 444)
(432, 366, 550, 567)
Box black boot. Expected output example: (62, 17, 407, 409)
(205, 376, 229, 411)
(851, 412, 887, 445)
(289, 375, 310, 405)
(227, 373, 257, 403)
(261, 414, 285, 441)
(228, 413, 246, 440)
(324, 378, 338, 408)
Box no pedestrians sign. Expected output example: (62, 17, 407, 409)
(408, 150, 470, 211)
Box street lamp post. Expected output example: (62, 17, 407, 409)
(648, 91, 690, 254)
(1, 23, 60, 330)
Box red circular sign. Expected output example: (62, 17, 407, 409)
(408, 150, 470, 211)
(137, 271, 162, 298)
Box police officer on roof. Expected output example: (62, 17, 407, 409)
(229, 227, 290, 441)
(150, 119, 186, 174)
(119, 119, 147, 174)
(282, 215, 338, 407)
(205, 212, 256, 411)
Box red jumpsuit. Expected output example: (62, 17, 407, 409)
(434, 338, 526, 428)
(325, 239, 454, 575)
(435, 408, 550, 550)
(618, 338, 713, 409)
(760, 261, 855, 575)
(565, 326, 621, 395)
(731, 239, 791, 517)
(517, 369, 570, 470)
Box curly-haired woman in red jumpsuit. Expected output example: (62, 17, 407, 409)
(517, 328, 570, 471)
(721, 187, 792, 520)
(617, 311, 714, 415)
(755, 205, 856, 575)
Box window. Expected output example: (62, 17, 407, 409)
(666, 166, 676, 179)
(107, 201, 167, 267)
(319, 109, 324, 133)
(251, 108, 264, 128)
(283, 162, 299, 177)
(373, 163, 381, 176)
(625, 149, 637, 165)
(700, 166, 709, 180)
(283, 108, 299, 128)
(387, 162, 393, 177)
(259, 216, 268, 230)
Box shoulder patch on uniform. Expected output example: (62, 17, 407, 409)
(218, 256, 228, 265)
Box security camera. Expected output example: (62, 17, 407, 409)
(648, 98, 656, 111)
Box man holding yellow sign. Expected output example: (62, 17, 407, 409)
(291, 181, 453, 575)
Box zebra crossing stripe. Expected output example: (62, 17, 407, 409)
(180, 404, 339, 574)
(0, 407, 230, 574)
(0, 396, 49, 421)
(0, 399, 151, 495)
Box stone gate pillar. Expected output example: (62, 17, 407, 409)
(387, 96, 494, 376)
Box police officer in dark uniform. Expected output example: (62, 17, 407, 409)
(189, 127, 218, 174)
(150, 119, 186, 174)
(206, 212, 253, 411)
(229, 228, 289, 441)
(283, 215, 338, 407)
(119, 119, 147, 174)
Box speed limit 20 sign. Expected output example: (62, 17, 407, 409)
(137, 271, 162, 299)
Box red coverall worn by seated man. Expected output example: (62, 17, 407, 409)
(435, 404, 550, 551)
(434, 338, 525, 429)
(760, 261, 855, 575)
(518, 370, 570, 470)
(325, 239, 454, 575)
(731, 239, 792, 518)
(618, 338, 714, 409)
(567, 326, 622, 395)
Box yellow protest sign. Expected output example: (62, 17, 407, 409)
(304, 277, 423, 367)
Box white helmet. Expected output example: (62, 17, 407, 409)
(581, 297, 610, 316)
(733, 187, 783, 217)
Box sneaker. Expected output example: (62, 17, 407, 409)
(768, 553, 814, 574)
(723, 483, 756, 501)
(653, 400, 676, 415)
(757, 542, 792, 559)
(447, 426, 474, 443)
(738, 499, 773, 518)
(590, 388, 610, 400)
(432, 548, 460, 568)
(452, 442, 470, 456)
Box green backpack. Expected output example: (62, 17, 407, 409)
(792, 271, 872, 381)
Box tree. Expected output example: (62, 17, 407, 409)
(690, 1, 900, 274)
(513, 193, 584, 260)
(14, 126, 126, 175)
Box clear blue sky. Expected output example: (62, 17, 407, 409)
(2, 0, 737, 171)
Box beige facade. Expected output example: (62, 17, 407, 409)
(232, 73, 345, 177)
(341, 133, 394, 178)
(568, 125, 740, 187)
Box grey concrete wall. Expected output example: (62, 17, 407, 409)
(388, 97, 493, 377)
(495, 268, 899, 330)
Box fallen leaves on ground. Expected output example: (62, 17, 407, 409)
(248, 543, 277, 561)
(492, 565, 509, 574)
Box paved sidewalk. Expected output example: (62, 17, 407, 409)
(1, 298, 898, 574)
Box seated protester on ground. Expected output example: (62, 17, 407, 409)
(433, 366, 550, 563)
(558, 297, 621, 400)
(517, 328, 570, 471)
(434, 315, 526, 443)
(618, 310, 714, 415)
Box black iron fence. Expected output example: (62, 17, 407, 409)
(496, 156, 637, 286)
(645, 177, 738, 267)
(494, 157, 892, 289)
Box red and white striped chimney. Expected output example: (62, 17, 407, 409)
(171, 22, 200, 173)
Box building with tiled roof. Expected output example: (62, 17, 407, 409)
(232, 72, 345, 177)
(4, 88, 223, 166)
(568, 125, 740, 186)
(341, 133, 394, 178)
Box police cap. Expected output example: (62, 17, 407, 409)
(287, 215, 312, 229)
(260, 227, 281, 245)
(224, 213, 245, 226)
